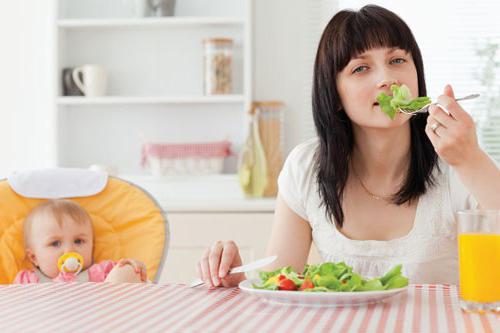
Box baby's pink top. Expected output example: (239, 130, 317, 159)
(14, 260, 116, 284)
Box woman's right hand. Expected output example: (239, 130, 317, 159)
(196, 240, 246, 288)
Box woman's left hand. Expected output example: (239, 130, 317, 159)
(117, 258, 147, 282)
(425, 84, 482, 166)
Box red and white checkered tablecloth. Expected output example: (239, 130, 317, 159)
(0, 283, 498, 332)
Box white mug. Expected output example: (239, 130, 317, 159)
(72, 65, 108, 97)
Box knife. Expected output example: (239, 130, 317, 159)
(189, 255, 277, 288)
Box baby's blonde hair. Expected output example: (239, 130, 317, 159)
(24, 199, 93, 247)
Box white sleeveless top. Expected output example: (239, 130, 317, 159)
(277, 138, 478, 285)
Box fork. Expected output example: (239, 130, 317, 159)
(398, 93, 480, 115)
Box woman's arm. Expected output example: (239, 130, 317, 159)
(452, 150, 500, 209)
(196, 193, 313, 288)
(265, 194, 313, 272)
(426, 84, 500, 209)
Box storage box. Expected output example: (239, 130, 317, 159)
(142, 141, 231, 176)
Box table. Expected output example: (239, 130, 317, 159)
(0, 283, 498, 332)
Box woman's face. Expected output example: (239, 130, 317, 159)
(336, 47, 419, 128)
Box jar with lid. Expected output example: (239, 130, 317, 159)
(203, 38, 233, 95)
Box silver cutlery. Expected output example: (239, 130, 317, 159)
(399, 93, 480, 115)
(189, 255, 277, 288)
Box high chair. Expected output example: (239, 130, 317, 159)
(0, 168, 168, 284)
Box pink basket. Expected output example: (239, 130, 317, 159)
(141, 140, 232, 176)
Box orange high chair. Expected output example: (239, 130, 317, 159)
(0, 168, 168, 284)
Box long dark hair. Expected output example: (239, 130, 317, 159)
(312, 5, 438, 228)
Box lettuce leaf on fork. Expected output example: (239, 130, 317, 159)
(377, 84, 431, 120)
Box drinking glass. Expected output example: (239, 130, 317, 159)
(457, 210, 500, 313)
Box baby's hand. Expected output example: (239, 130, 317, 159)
(117, 258, 147, 282)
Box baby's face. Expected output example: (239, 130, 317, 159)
(27, 213, 93, 278)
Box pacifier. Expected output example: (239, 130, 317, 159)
(57, 252, 84, 275)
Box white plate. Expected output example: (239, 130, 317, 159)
(239, 279, 408, 307)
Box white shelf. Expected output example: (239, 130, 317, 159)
(119, 174, 276, 212)
(57, 95, 245, 105)
(58, 17, 245, 29)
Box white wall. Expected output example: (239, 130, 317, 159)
(0, 2, 56, 178)
(253, 0, 339, 154)
(253, 0, 313, 154)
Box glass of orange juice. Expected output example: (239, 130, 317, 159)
(457, 210, 500, 313)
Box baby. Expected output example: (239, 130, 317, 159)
(15, 199, 147, 283)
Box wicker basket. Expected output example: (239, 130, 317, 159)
(142, 140, 231, 176)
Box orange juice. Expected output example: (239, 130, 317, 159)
(458, 233, 500, 303)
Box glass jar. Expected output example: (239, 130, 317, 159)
(203, 38, 233, 95)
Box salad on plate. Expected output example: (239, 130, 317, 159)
(252, 261, 408, 292)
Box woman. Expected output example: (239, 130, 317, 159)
(196, 5, 500, 287)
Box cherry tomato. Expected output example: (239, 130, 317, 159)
(278, 278, 297, 291)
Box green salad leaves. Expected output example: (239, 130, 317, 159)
(252, 262, 409, 292)
(377, 84, 431, 120)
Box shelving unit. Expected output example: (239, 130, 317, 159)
(54, 0, 252, 175)
(57, 95, 245, 106)
(58, 17, 245, 28)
